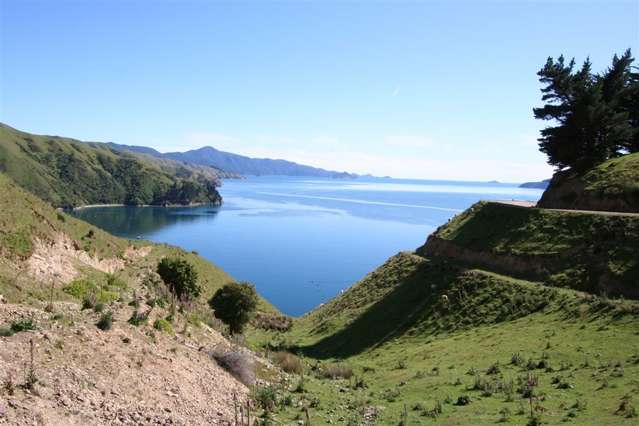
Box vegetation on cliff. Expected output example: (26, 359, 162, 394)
(538, 152, 639, 212)
(0, 123, 223, 208)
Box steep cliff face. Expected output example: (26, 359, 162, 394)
(537, 153, 639, 213)
(418, 201, 639, 299)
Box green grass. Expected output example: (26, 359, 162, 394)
(0, 122, 222, 208)
(248, 256, 639, 425)
(539, 152, 639, 212)
(422, 201, 639, 297)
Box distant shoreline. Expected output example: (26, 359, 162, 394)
(71, 201, 216, 211)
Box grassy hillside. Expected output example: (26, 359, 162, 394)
(538, 153, 639, 213)
(0, 171, 276, 313)
(242, 202, 639, 425)
(247, 251, 639, 425)
(0, 123, 223, 208)
(421, 201, 639, 298)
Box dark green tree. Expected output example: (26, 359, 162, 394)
(208, 282, 258, 334)
(534, 49, 638, 171)
(157, 257, 201, 300)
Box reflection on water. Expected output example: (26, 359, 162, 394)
(72, 176, 543, 316)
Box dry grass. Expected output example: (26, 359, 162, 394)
(272, 351, 304, 374)
(320, 362, 353, 379)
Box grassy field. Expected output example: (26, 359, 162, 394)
(0, 123, 223, 208)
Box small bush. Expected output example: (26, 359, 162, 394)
(0, 326, 13, 337)
(382, 387, 401, 402)
(252, 385, 278, 412)
(210, 348, 255, 386)
(10, 318, 35, 333)
(128, 310, 148, 326)
(455, 395, 471, 406)
(96, 312, 113, 331)
(487, 362, 501, 375)
(81, 294, 95, 310)
(153, 319, 173, 334)
(253, 312, 293, 332)
(272, 351, 303, 374)
(320, 362, 353, 379)
(93, 303, 105, 313)
(63, 279, 96, 300)
(511, 352, 523, 366)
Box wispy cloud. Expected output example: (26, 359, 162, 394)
(392, 86, 400, 97)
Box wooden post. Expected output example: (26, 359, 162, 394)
(233, 392, 238, 425)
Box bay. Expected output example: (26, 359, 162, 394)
(72, 176, 543, 316)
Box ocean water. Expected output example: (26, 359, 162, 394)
(72, 176, 543, 316)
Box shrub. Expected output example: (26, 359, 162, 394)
(252, 385, 278, 412)
(511, 352, 523, 366)
(487, 362, 501, 375)
(10, 318, 35, 333)
(93, 303, 105, 313)
(455, 395, 471, 406)
(157, 257, 200, 300)
(0, 326, 13, 337)
(128, 310, 149, 326)
(153, 319, 173, 334)
(210, 348, 255, 386)
(320, 362, 353, 380)
(272, 351, 303, 374)
(382, 387, 401, 402)
(253, 312, 293, 332)
(96, 312, 113, 331)
(81, 294, 95, 310)
(63, 279, 96, 300)
(208, 282, 258, 334)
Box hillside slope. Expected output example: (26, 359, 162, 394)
(538, 153, 639, 213)
(245, 200, 639, 425)
(0, 124, 223, 208)
(0, 171, 284, 424)
(420, 201, 639, 298)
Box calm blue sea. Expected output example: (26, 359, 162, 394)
(72, 176, 543, 316)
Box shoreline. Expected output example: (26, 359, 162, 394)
(71, 201, 220, 211)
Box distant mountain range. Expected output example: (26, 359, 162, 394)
(105, 143, 358, 179)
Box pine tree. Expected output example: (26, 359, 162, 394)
(534, 49, 638, 171)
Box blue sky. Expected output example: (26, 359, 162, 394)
(1, 0, 637, 181)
